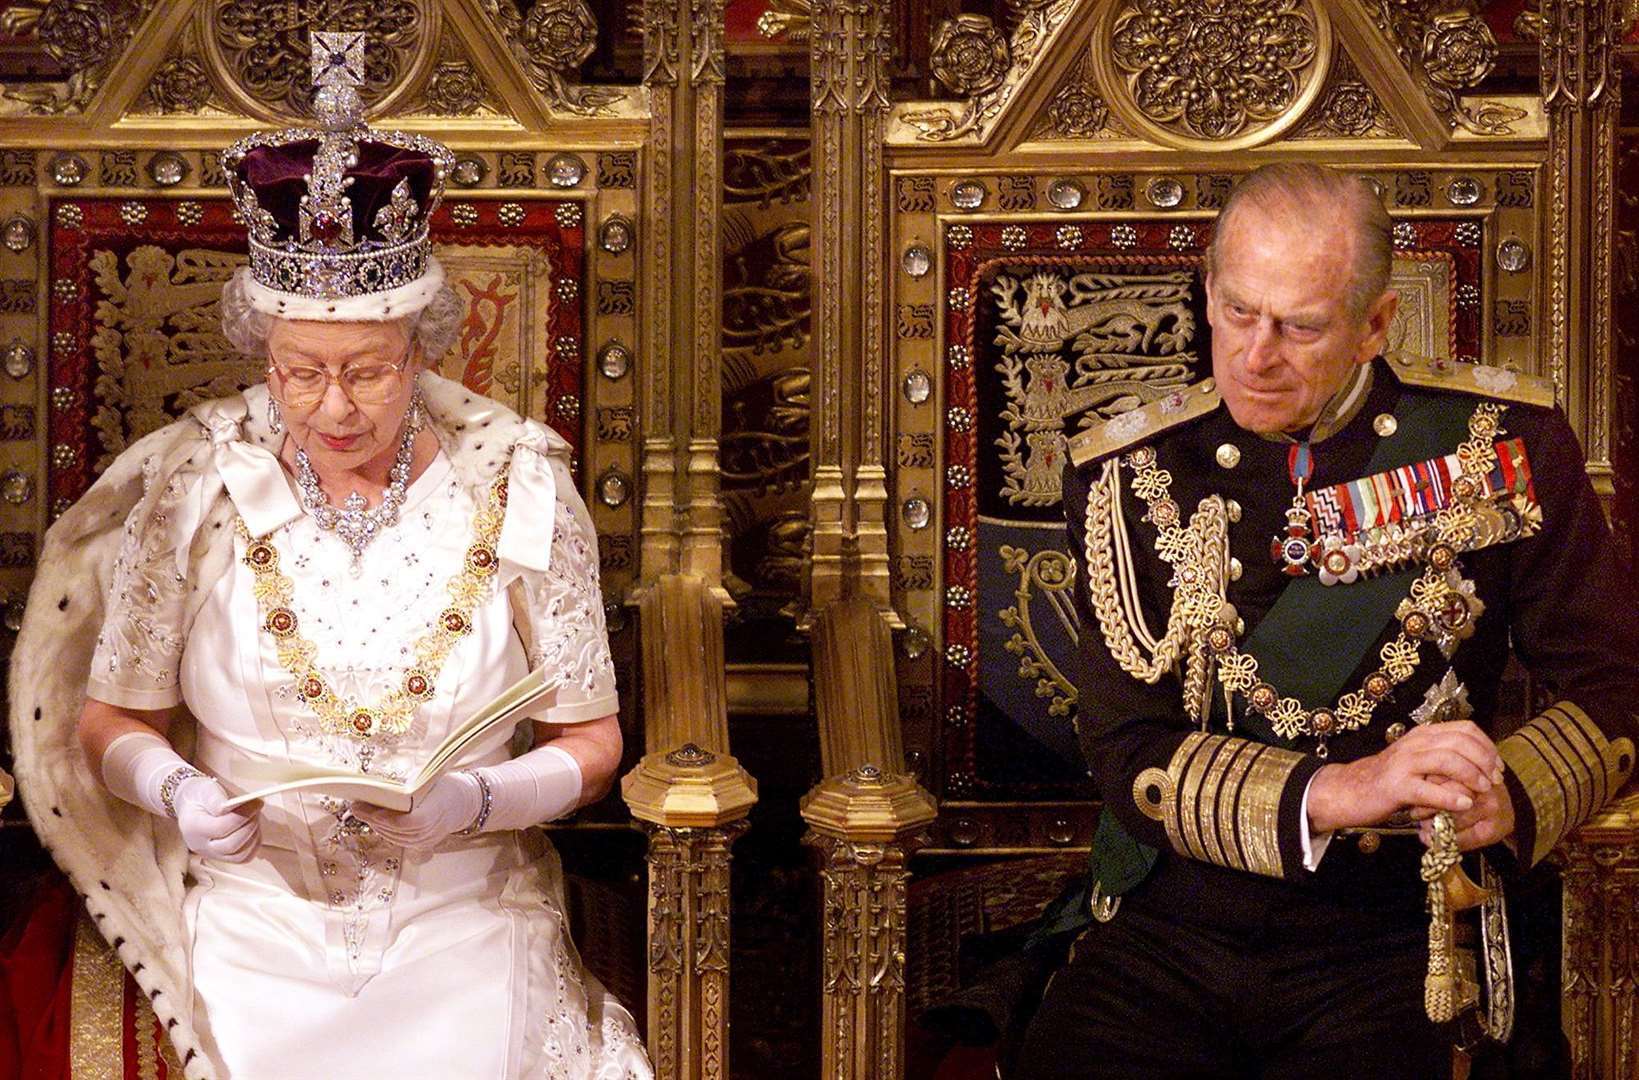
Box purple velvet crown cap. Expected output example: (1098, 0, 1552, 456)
(235, 139, 437, 247)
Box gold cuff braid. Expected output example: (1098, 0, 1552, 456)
(1133, 732, 1307, 879)
(1499, 701, 1635, 866)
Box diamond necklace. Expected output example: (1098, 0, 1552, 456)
(294, 400, 422, 573)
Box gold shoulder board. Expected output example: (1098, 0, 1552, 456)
(1067, 380, 1222, 467)
(1385, 353, 1555, 409)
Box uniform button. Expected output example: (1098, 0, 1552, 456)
(1373, 413, 1398, 437)
(1215, 443, 1241, 469)
(1385, 722, 1407, 743)
(1229, 557, 1243, 581)
(1357, 832, 1381, 855)
(1200, 377, 1216, 393)
(1226, 499, 1242, 522)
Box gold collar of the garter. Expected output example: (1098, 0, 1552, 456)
(237, 467, 510, 740)
(1083, 400, 1505, 755)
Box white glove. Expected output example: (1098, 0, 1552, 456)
(169, 775, 263, 861)
(352, 772, 482, 848)
(353, 744, 582, 849)
(100, 731, 262, 862)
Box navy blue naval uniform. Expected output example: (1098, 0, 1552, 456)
(1014, 355, 1639, 1079)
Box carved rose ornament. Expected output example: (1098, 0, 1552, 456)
(149, 56, 212, 114)
(930, 14, 1011, 98)
(522, 0, 599, 72)
(37, 0, 141, 71)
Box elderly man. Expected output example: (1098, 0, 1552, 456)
(1015, 163, 1639, 1078)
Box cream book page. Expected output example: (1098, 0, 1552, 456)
(222, 668, 556, 811)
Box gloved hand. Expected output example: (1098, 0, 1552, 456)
(352, 744, 582, 848)
(100, 730, 262, 862)
(351, 772, 481, 849)
(170, 775, 263, 862)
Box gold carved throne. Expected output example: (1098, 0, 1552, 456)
(0, 3, 756, 1076)
(797, 2, 1639, 1078)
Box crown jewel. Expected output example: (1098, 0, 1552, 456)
(222, 32, 454, 312)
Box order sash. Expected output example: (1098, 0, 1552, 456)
(1230, 389, 1481, 745)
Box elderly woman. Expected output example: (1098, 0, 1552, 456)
(11, 52, 649, 1080)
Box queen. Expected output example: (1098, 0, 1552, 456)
(10, 33, 650, 1080)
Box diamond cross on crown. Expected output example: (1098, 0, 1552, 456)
(312, 31, 366, 89)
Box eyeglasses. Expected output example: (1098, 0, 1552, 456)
(268, 346, 413, 409)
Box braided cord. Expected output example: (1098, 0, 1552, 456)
(1422, 811, 1464, 1022)
(1083, 459, 1186, 682)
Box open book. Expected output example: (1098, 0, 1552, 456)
(222, 667, 557, 812)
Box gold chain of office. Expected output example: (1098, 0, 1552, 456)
(236, 470, 510, 740)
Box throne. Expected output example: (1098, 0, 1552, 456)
(0, 3, 1636, 1079)
(0, 5, 707, 1074)
(796, 3, 1639, 1079)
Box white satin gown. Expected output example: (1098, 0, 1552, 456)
(87, 423, 651, 1080)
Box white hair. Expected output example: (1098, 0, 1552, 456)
(220, 271, 465, 362)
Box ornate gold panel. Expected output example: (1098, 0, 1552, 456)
(198, 1, 441, 123)
(0, 1, 155, 116)
(720, 133, 812, 638)
(1089, 0, 1335, 151)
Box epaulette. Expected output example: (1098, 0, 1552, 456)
(1384, 352, 1555, 409)
(1067, 379, 1222, 467)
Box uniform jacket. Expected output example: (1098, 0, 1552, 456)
(1063, 356, 1639, 939)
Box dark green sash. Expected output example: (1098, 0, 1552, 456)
(1232, 390, 1475, 743)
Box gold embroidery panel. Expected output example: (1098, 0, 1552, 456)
(69, 914, 124, 1080)
(1214, 739, 1262, 874)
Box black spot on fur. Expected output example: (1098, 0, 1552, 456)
(132, 963, 143, 973)
(51, 807, 61, 817)
(184, 1050, 195, 1064)
(57, 597, 67, 610)
(33, 707, 41, 720)
(99, 880, 109, 890)
(113, 936, 124, 947)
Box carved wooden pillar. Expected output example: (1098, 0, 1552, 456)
(1541, 0, 1624, 498)
(623, 575, 757, 1080)
(1558, 799, 1639, 1080)
(1542, 6, 1639, 1073)
(639, 0, 728, 588)
(804, 8, 927, 1073)
(806, 0, 896, 616)
(801, 598, 937, 1080)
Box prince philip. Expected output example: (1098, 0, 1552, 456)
(1015, 162, 1639, 1078)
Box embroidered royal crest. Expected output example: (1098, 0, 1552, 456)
(990, 269, 1200, 505)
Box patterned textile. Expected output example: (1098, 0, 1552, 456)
(46, 196, 586, 514)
